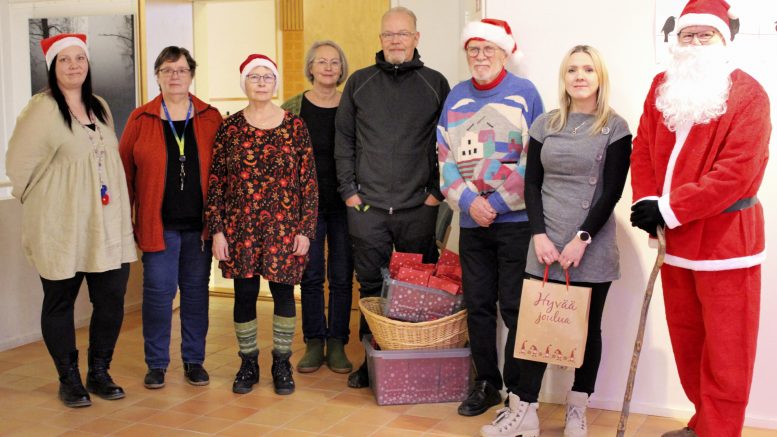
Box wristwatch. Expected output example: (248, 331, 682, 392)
(576, 230, 592, 245)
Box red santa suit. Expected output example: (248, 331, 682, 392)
(631, 69, 771, 437)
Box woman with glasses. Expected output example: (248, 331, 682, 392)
(119, 46, 222, 390)
(7, 34, 136, 407)
(206, 54, 318, 395)
(281, 40, 353, 375)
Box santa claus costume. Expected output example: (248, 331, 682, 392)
(630, 0, 771, 435)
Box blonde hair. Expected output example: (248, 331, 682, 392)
(547, 45, 612, 136)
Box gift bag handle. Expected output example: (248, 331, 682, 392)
(542, 264, 571, 290)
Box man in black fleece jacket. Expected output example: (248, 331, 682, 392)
(334, 6, 450, 388)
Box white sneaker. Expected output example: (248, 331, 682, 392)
(564, 391, 589, 437)
(480, 393, 540, 437)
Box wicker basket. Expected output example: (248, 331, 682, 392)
(359, 297, 468, 350)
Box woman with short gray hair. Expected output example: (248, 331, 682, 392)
(281, 40, 354, 374)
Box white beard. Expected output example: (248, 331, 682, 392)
(656, 44, 733, 131)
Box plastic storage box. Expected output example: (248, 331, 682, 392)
(364, 335, 471, 405)
(381, 270, 463, 322)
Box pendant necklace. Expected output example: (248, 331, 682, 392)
(571, 120, 586, 135)
(71, 109, 110, 205)
(162, 97, 193, 191)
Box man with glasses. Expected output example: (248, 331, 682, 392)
(630, 1, 771, 436)
(335, 6, 449, 388)
(437, 18, 543, 421)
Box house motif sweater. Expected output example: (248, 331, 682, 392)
(437, 71, 544, 228)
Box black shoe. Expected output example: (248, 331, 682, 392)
(232, 351, 259, 394)
(144, 368, 166, 389)
(183, 363, 210, 386)
(85, 349, 125, 400)
(346, 360, 370, 389)
(271, 349, 295, 395)
(457, 380, 502, 416)
(54, 350, 92, 408)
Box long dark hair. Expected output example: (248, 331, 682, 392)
(48, 55, 108, 130)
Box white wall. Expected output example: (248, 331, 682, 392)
(145, 0, 194, 101)
(483, 0, 777, 428)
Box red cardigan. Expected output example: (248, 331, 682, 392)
(119, 94, 223, 252)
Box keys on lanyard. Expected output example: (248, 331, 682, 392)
(162, 98, 193, 191)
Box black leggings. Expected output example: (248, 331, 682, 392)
(39, 264, 130, 360)
(514, 278, 611, 403)
(233, 277, 295, 322)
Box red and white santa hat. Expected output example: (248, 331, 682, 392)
(40, 33, 89, 69)
(677, 0, 737, 43)
(239, 54, 279, 94)
(461, 18, 523, 63)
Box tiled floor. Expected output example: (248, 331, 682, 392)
(0, 296, 774, 437)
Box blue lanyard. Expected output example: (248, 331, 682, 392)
(161, 97, 193, 160)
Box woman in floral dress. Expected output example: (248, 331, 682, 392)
(206, 54, 317, 395)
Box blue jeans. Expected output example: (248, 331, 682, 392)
(300, 210, 354, 342)
(142, 230, 212, 369)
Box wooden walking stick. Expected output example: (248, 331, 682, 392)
(616, 226, 666, 437)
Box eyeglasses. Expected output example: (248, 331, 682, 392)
(678, 30, 718, 44)
(246, 74, 276, 84)
(466, 46, 499, 58)
(158, 68, 191, 77)
(379, 31, 416, 41)
(312, 58, 342, 68)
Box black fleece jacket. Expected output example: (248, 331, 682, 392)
(334, 49, 450, 212)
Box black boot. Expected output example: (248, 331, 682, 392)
(232, 351, 259, 394)
(53, 350, 91, 408)
(271, 349, 295, 395)
(347, 359, 370, 388)
(85, 349, 125, 400)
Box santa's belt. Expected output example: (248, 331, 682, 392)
(723, 196, 758, 213)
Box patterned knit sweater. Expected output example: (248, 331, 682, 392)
(437, 72, 544, 228)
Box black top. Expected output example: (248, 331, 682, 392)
(524, 135, 632, 237)
(300, 94, 343, 213)
(162, 119, 203, 230)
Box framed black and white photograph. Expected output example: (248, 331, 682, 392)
(28, 14, 136, 137)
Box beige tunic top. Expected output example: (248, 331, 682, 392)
(6, 92, 137, 280)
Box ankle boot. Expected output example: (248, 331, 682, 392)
(232, 351, 259, 394)
(86, 348, 125, 400)
(54, 350, 91, 408)
(564, 391, 589, 437)
(296, 338, 324, 373)
(271, 349, 295, 395)
(326, 338, 353, 374)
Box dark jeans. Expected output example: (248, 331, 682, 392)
(40, 263, 130, 360)
(514, 279, 611, 403)
(460, 222, 531, 393)
(348, 203, 439, 339)
(300, 210, 354, 342)
(141, 230, 212, 369)
(233, 278, 295, 322)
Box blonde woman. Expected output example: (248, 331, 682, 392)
(480, 45, 632, 437)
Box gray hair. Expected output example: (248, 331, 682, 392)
(303, 40, 349, 86)
(382, 6, 417, 30)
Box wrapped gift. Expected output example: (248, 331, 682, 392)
(389, 252, 423, 278)
(365, 336, 471, 405)
(438, 249, 460, 267)
(427, 275, 461, 295)
(395, 266, 432, 287)
(435, 264, 462, 284)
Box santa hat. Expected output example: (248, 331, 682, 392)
(239, 54, 279, 94)
(40, 33, 89, 69)
(461, 18, 523, 64)
(677, 0, 737, 43)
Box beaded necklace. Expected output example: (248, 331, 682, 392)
(71, 109, 110, 205)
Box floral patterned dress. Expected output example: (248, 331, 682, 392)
(206, 110, 318, 284)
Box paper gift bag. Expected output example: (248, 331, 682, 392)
(514, 267, 591, 368)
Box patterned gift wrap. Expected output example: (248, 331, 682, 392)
(364, 336, 471, 406)
(381, 270, 464, 322)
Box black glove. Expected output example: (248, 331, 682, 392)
(630, 200, 665, 236)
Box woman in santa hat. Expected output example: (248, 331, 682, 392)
(206, 54, 318, 395)
(6, 33, 136, 408)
